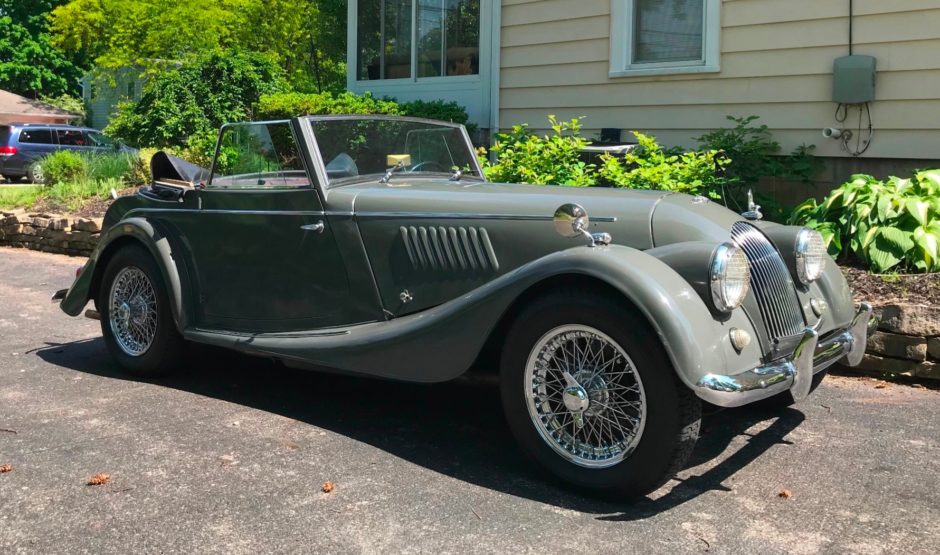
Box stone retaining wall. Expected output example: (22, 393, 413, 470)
(0, 210, 101, 257)
(846, 304, 940, 380)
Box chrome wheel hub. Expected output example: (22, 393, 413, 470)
(108, 266, 157, 357)
(524, 325, 647, 468)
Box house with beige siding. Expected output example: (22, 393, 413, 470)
(347, 0, 940, 187)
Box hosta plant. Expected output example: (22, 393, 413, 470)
(790, 170, 940, 273)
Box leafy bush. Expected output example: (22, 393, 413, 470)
(397, 99, 476, 132)
(42, 150, 137, 186)
(696, 116, 820, 186)
(106, 49, 286, 150)
(42, 150, 87, 185)
(482, 116, 596, 186)
(598, 132, 730, 197)
(791, 170, 940, 273)
(256, 91, 401, 120)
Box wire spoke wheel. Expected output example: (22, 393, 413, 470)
(108, 266, 158, 357)
(524, 324, 647, 468)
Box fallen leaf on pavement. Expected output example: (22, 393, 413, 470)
(0, 464, 12, 473)
(875, 383, 890, 389)
(87, 473, 111, 486)
(322, 481, 335, 493)
(219, 454, 238, 467)
(777, 489, 792, 499)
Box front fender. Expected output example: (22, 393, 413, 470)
(60, 217, 188, 332)
(186, 244, 746, 388)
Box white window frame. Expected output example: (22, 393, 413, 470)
(609, 0, 720, 78)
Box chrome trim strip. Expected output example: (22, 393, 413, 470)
(354, 211, 618, 222)
(125, 208, 331, 217)
(123, 207, 617, 222)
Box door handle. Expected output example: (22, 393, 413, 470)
(300, 221, 325, 233)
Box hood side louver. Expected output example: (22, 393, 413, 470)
(400, 226, 499, 272)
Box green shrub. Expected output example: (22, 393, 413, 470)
(482, 116, 596, 186)
(130, 148, 161, 186)
(256, 91, 401, 120)
(598, 132, 730, 197)
(397, 99, 476, 132)
(791, 170, 940, 273)
(696, 115, 820, 186)
(42, 150, 137, 186)
(106, 49, 286, 149)
(42, 150, 87, 185)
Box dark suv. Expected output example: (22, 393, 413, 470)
(0, 124, 135, 184)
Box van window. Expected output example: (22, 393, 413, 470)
(19, 128, 55, 144)
(0, 126, 10, 145)
(57, 129, 86, 146)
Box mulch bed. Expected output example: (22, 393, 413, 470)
(28, 187, 138, 219)
(841, 264, 940, 306)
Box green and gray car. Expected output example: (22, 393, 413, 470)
(56, 116, 872, 498)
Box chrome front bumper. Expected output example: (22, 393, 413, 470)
(696, 303, 873, 408)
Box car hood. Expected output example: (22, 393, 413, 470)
(328, 178, 670, 249)
(650, 193, 744, 246)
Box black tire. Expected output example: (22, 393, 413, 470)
(755, 369, 828, 410)
(27, 162, 45, 185)
(500, 291, 701, 498)
(98, 245, 184, 377)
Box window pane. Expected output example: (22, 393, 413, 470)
(358, 0, 414, 80)
(446, 0, 479, 76)
(57, 129, 86, 146)
(211, 122, 309, 188)
(19, 128, 54, 144)
(633, 0, 704, 64)
(85, 131, 115, 148)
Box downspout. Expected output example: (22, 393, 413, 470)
(489, 0, 502, 142)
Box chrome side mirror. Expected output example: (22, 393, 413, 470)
(553, 203, 590, 238)
(553, 203, 612, 248)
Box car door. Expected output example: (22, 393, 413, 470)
(179, 120, 367, 333)
(16, 127, 58, 172)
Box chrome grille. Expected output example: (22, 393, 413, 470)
(731, 222, 804, 341)
(400, 225, 499, 272)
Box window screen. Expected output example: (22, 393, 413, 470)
(633, 0, 704, 64)
(19, 128, 54, 144)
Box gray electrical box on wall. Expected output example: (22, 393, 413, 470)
(833, 55, 877, 104)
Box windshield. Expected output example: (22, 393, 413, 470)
(308, 117, 481, 185)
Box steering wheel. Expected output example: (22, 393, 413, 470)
(409, 161, 447, 173)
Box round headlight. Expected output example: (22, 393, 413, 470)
(795, 228, 826, 284)
(710, 244, 751, 312)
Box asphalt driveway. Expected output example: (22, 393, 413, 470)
(1, 247, 939, 554)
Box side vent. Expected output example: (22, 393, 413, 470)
(400, 226, 499, 272)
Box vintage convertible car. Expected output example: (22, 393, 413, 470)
(56, 115, 871, 497)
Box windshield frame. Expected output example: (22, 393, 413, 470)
(301, 115, 486, 189)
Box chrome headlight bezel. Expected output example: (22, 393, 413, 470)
(710, 243, 751, 313)
(795, 228, 826, 284)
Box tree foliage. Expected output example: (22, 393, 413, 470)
(0, 0, 86, 97)
(49, 0, 347, 92)
(105, 50, 286, 151)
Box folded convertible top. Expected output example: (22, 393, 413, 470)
(150, 151, 210, 185)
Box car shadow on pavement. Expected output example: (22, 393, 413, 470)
(37, 338, 805, 520)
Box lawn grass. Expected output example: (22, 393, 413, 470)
(0, 186, 43, 210)
(0, 178, 123, 212)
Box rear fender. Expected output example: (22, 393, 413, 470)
(60, 217, 188, 331)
